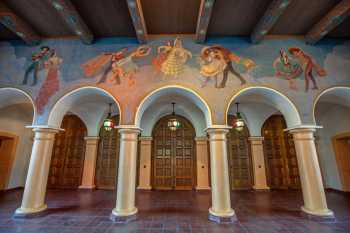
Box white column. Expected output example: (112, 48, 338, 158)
(15, 127, 58, 217)
(290, 128, 334, 220)
(79, 136, 100, 189)
(137, 136, 152, 190)
(195, 136, 210, 190)
(206, 126, 236, 223)
(110, 126, 141, 223)
(248, 136, 269, 190)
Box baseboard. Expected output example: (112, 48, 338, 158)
(325, 188, 349, 193)
(0, 186, 23, 193)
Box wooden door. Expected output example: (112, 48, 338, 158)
(227, 115, 253, 190)
(332, 134, 350, 191)
(262, 115, 300, 189)
(95, 115, 120, 190)
(0, 134, 18, 190)
(48, 115, 87, 189)
(152, 115, 195, 190)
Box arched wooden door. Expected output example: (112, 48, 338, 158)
(48, 114, 87, 189)
(227, 115, 253, 190)
(95, 115, 120, 190)
(262, 115, 300, 189)
(152, 115, 196, 190)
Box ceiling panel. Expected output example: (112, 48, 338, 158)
(270, 0, 341, 35)
(4, 0, 72, 37)
(207, 0, 271, 36)
(71, 0, 136, 37)
(141, 0, 201, 34)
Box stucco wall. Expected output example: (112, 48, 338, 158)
(315, 103, 350, 191)
(0, 104, 33, 189)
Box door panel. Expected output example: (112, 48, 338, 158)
(95, 115, 120, 190)
(227, 115, 253, 190)
(262, 115, 300, 189)
(48, 115, 87, 189)
(152, 115, 195, 190)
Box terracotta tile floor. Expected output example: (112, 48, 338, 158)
(0, 189, 349, 233)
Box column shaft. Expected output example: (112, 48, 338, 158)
(207, 127, 236, 223)
(79, 136, 100, 189)
(248, 137, 269, 190)
(137, 137, 152, 190)
(290, 128, 334, 220)
(111, 126, 141, 223)
(15, 128, 58, 217)
(195, 137, 210, 190)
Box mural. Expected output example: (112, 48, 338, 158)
(82, 45, 151, 86)
(274, 47, 327, 92)
(0, 36, 349, 124)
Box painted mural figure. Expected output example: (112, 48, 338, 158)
(155, 38, 192, 76)
(199, 45, 256, 88)
(23, 46, 53, 86)
(82, 45, 151, 86)
(288, 47, 327, 92)
(35, 50, 63, 113)
(273, 49, 302, 90)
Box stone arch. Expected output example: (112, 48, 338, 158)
(135, 85, 212, 130)
(48, 86, 121, 135)
(225, 86, 302, 135)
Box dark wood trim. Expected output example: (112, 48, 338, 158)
(195, 0, 215, 43)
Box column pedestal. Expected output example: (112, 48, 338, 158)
(206, 126, 236, 224)
(290, 128, 335, 222)
(79, 136, 100, 189)
(110, 126, 141, 223)
(248, 137, 269, 190)
(195, 137, 210, 190)
(14, 127, 58, 218)
(137, 137, 152, 190)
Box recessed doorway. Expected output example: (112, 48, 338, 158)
(151, 115, 196, 190)
(332, 133, 350, 191)
(0, 133, 18, 190)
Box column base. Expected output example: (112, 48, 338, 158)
(137, 186, 152, 190)
(208, 208, 237, 224)
(301, 206, 335, 222)
(110, 208, 138, 224)
(195, 186, 211, 190)
(79, 185, 96, 189)
(13, 204, 48, 218)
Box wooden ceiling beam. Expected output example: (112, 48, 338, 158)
(251, 0, 292, 44)
(305, 0, 350, 45)
(126, 0, 147, 44)
(47, 0, 93, 44)
(196, 0, 215, 43)
(0, 2, 40, 45)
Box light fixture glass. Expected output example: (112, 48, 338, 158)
(168, 102, 181, 131)
(103, 103, 115, 131)
(232, 103, 245, 131)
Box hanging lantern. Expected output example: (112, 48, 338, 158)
(103, 103, 115, 131)
(232, 103, 245, 131)
(168, 102, 181, 131)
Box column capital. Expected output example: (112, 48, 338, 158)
(195, 136, 208, 142)
(205, 125, 231, 135)
(285, 124, 322, 132)
(26, 125, 62, 134)
(117, 125, 142, 134)
(248, 136, 264, 141)
(84, 136, 100, 141)
(139, 136, 152, 141)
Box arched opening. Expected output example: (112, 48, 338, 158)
(314, 87, 350, 192)
(227, 115, 253, 190)
(95, 115, 120, 190)
(48, 114, 87, 189)
(262, 115, 300, 189)
(226, 87, 302, 190)
(151, 115, 196, 190)
(0, 88, 35, 190)
(47, 87, 121, 191)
